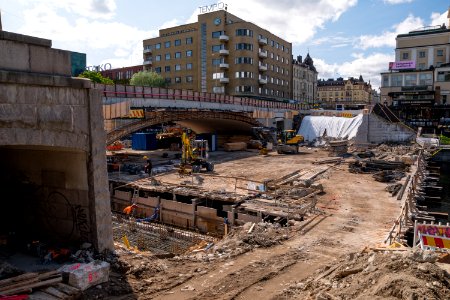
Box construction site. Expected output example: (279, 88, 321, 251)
(1, 19, 450, 300)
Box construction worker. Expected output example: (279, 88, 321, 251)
(144, 159, 153, 176)
(123, 203, 137, 215)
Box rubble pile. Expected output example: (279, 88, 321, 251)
(279, 248, 450, 299)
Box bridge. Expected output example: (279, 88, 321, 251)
(98, 84, 304, 145)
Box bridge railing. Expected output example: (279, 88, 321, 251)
(95, 83, 303, 111)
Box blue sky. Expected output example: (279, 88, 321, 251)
(0, 0, 448, 90)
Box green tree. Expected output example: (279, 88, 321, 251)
(78, 70, 114, 84)
(130, 71, 167, 87)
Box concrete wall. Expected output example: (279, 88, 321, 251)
(354, 113, 416, 144)
(0, 31, 113, 251)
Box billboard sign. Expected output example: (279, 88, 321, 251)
(389, 61, 416, 70)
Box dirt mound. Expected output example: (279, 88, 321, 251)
(276, 248, 450, 300)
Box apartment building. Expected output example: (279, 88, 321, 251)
(380, 10, 450, 132)
(317, 76, 372, 110)
(292, 54, 318, 105)
(101, 65, 143, 84)
(143, 9, 292, 100)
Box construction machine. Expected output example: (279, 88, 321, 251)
(179, 132, 214, 174)
(276, 130, 304, 154)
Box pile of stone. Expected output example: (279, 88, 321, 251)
(279, 248, 450, 299)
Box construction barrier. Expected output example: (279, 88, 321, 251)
(413, 220, 450, 249)
(128, 109, 145, 119)
(419, 233, 450, 250)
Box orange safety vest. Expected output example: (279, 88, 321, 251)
(123, 205, 135, 215)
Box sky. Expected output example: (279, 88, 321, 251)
(0, 0, 449, 91)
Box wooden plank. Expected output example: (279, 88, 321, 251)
(43, 286, 68, 299)
(2, 277, 62, 296)
(0, 277, 39, 293)
(0, 272, 37, 287)
(56, 283, 81, 296)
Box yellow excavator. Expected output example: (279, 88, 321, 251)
(179, 132, 214, 174)
(276, 130, 304, 154)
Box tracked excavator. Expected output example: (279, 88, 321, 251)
(276, 130, 304, 154)
(179, 132, 214, 174)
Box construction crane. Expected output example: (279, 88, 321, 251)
(276, 130, 304, 154)
(179, 132, 214, 174)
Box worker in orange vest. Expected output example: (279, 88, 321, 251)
(123, 203, 137, 215)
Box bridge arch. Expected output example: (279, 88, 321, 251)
(106, 110, 262, 145)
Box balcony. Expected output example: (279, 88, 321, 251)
(219, 49, 229, 56)
(219, 63, 229, 69)
(143, 59, 152, 65)
(143, 48, 152, 54)
(219, 77, 229, 84)
(258, 50, 268, 59)
(259, 77, 268, 85)
(219, 35, 229, 42)
(258, 37, 268, 45)
(258, 64, 268, 72)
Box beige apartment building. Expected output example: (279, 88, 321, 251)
(380, 19, 450, 106)
(317, 76, 372, 110)
(143, 9, 292, 99)
(292, 54, 318, 105)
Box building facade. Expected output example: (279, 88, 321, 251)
(101, 65, 143, 84)
(317, 76, 372, 110)
(143, 10, 292, 100)
(292, 54, 318, 105)
(380, 11, 450, 133)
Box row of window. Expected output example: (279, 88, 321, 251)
(212, 72, 288, 86)
(382, 73, 433, 87)
(163, 76, 194, 84)
(401, 49, 445, 60)
(154, 50, 193, 61)
(148, 37, 193, 50)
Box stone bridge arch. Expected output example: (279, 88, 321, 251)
(106, 110, 262, 145)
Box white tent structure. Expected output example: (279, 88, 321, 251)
(298, 114, 363, 142)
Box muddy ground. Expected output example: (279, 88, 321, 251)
(85, 147, 450, 300)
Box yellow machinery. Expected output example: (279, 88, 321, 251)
(276, 130, 304, 154)
(179, 132, 214, 174)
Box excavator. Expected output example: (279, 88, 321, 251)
(179, 132, 214, 174)
(276, 130, 304, 154)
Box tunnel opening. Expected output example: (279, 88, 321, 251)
(0, 146, 93, 270)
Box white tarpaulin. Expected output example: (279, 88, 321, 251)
(298, 114, 363, 141)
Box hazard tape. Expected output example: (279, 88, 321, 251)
(419, 233, 450, 249)
(128, 109, 144, 118)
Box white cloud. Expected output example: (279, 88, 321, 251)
(315, 52, 394, 90)
(223, 0, 357, 44)
(430, 11, 447, 27)
(383, 0, 413, 4)
(356, 14, 423, 49)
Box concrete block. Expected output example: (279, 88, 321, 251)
(0, 103, 36, 126)
(59, 261, 110, 291)
(37, 105, 73, 131)
(29, 45, 71, 76)
(0, 40, 29, 71)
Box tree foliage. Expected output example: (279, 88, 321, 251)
(130, 71, 167, 87)
(78, 70, 114, 84)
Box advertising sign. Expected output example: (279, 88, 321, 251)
(389, 61, 416, 70)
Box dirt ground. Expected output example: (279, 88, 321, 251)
(85, 147, 450, 300)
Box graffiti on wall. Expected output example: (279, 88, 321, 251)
(416, 224, 450, 238)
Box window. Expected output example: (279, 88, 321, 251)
(165, 77, 171, 83)
(276, 42, 279, 49)
(235, 29, 253, 36)
(418, 63, 426, 70)
(155, 55, 161, 62)
(235, 57, 253, 64)
(186, 76, 193, 83)
(175, 64, 181, 71)
(235, 86, 254, 93)
(235, 71, 254, 78)
(235, 43, 253, 51)
(212, 44, 223, 52)
(391, 75, 402, 86)
(419, 51, 426, 58)
(165, 41, 171, 48)
(186, 63, 193, 70)
(437, 49, 444, 56)
(437, 71, 450, 81)
(164, 66, 171, 72)
(155, 43, 161, 49)
(271, 40, 275, 47)
(186, 50, 192, 57)
(175, 77, 181, 83)
(212, 31, 222, 38)
(155, 67, 161, 73)
(175, 39, 181, 46)
(270, 52, 274, 59)
(165, 53, 171, 60)
(404, 74, 417, 86)
(382, 75, 389, 87)
(175, 52, 181, 58)
(402, 52, 409, 60)
(212, 72, 224, 79)
(144, 45, 152, 50)
(186, 37, 193, 44)
(212, 58, 222, 65)
(419, 73, 432, 85)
